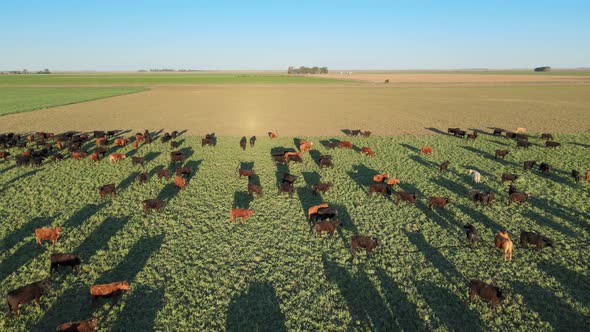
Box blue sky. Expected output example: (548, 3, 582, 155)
(1, 0, 588, 70)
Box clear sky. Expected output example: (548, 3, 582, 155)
(1, 0, 588, 71)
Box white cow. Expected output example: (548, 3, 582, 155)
(468, 169, 481, 184)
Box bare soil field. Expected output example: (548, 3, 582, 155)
(0, 84, 589, 135)
(318, 72, 590, 84)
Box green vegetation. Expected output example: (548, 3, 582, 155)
(0, 87, 146, 116)
(0, 133, 588, 331)
(0, 74, 349, 85)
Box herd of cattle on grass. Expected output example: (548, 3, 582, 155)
(1, 125, 589, 330)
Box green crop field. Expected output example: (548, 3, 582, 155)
(0, 74, 349, 85)
(0, 133, 589, 331)
(0, 87, 147, 116)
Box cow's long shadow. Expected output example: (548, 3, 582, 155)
(0, 215, 57, 252)
(144, 151, 162, 164)
(568, 141, 590, 148)
(512, 281, 588, 330)
(179, 147, 194, 160)
(297, 172, 324, 221)
(0, 169, 40, 192)
(233, 191, 252, 209)
(524, 210, 577, 239)
(63, 202, 109, 228)
(118, 171, 139, 192)
(455, 204, 504, 232)
(347, 164, 380, 193)
(424, 127, 452, 136)
(432, 176, 468, 197)
(410, 155, 437, 169)
(405, 231, 463, 282)
(375, 268, 426, 331)
(248, 174, 261, 187)
(75, 216, 130, 259)
(544, 168, 583, 192)
(400, 143, 420, 153)
(322, 255, 395, 330)
(531, 198, 590, 234)
(461, 146, 516, 167)
(240, 161, 254, 171)
(0, 164, 17, 175)
(225, 282, 286, 332)
(110, 285, 165, 331)
(309, 149, 323, 167)
(149, 165, 165, 178)
(415, 281, 484, 331)
(539, 262, 590, 308)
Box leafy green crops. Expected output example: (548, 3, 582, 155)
(0, 133, 588, 331)
(0, 87, 146, 116)
(0, 74, 349, 85)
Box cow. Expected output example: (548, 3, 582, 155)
(157, 169, 170, 179)
(501, 173, 518, 182)
(541, 133, 553, 140)
(268, 132, 278, 139)
(240, 136, 247, 150)
(448, 128, 460, 135)
(94, 131, 105, 138)
(373, 173, 389, 183)
(313, 220, 342, 237)
(160, 133, 172, 144)
(90, 281, 130, 306)
(15, 155, 30, 166)
(360, 147, 375, 157)
(311, 207, 338, 222)
(350, 130, 361, 136)
(386, 178, 400, 186)
(368, 183, 392, 196)
(509, 192, 529, 205)
(31, 157, 43, 167)
(51, 153, 64, 162)
(0, 151, 9, 161)
(468, 169, 481, 184)
(307, 203, 329, 221)
(109, 153, 126, 162)
(98, 184, 116, 199)
(201, 138, 216, 147)
(569, 169, 581, 183)
(539, 163, 551, 174)
(420, 146, 432, 154)
(428, 196, 451, 209)
(350, 235, 381, 258)
(516, 141, 531, 149)
(284, 152, 303, 163)
(495, 150, 509, 159)
(468, 280, 506, 313)
(440, 161, 450, 172)
(361, 131, 372, 137)
(238, 168, 254, 178)
(520, 231, 553, 249)
(50, 253, 81, 273)
(114, 138, 130, 147)
(171, 130, 179, 138)
(174, 167, 191, 177)
(135, 133, 145, 143)
(299, 140, 313, 152)
(471, 190, 495, 206)
(339, 141, 353, 149)
(495, 231, 513, 261)
(230, 208, 254, 223)
(6, 279, 52, 317)
(515, 127, 527, 133)
(170, 151, 185, 163)
(250, 136, 256, 148)
(89, 151, 100, 162)
(326, 141, 339, 149)
(312, 182, 333, 194)
(466, 131, 478, 140)
(523, 160, 536, 171)
(278, 182, 295, 198)
(106, 130, 117, 137)
(56, 318, 98, 332)
(545, 141, 561, 148)
(142, 198, 166, 214)
(493, 128, 503, 136)
(508, 185, 518, 196)
(170, 141, 180, 149)
(96, 137, 108, 146)
(454, 130, 466, 138)
(394, 191, 417, 205)
(35, 227, 63, 247)
(174, 176, 187, 189)
(515, 134, 528, 141)
(464, 224, 479, 248)
(247, 183, 263, 197)
(136, 173, 149, 184)
(131, 156, 145, 167)
(282, 173, 298, 185)
(319, 155, 333, 168)
(71, 151, 87, 160)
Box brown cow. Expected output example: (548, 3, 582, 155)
(95, 147, 108, 157)
(6, 279, 52, 317)
(95, 137, 108, 146)
(394, 191, 417, 205)
(90, 281, 130, 306)
(420, 146, 432, 154)
(157, 169, 170, 179)
(428, 196, 451, 209)
(142, 199, 166, 214)
(299, 140, 313, 152)
(350, 235, 381, 258)
(586, 170, 590, 182)
(56, 318, 98, 332)
(339, 141, 353, 149)
(98, 184, 116, 199)
(136, 173, 149, 184)
(114, 138, 130, 147)
(468, 280, 506, 313)
(89, 151, 100, 162)
(247, 183, 263, 197)
(312, 182, 333, 194)
(230, 208, 254, 223)
(361, 131, 371, 137)
(495, 231, 513, 261)
(174, 176, 187, 189)
(495, 150, 509, 159)
(509, 192, 528, 205)
(109, 153, 126, 162)
(135, 133, 145, 143)
(307, 203, 329, 221)
(0, 151, 10, 160)
(35, 227, 63, 247)
(268, 132, 278, 139)
(313, 220, 342, 237)
(238, 168, 254, 178)
(360, 147, 375, 157)
(71, 151, 87, 160)
(373, 173, 389, 183)
(132, 140, 139, 149)
(284, 151, 303, 163)
(319, 155, 333, 168)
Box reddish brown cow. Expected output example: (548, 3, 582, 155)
(114, 138, 130, 147)
(360, 147, 375, 157)
(386, 178, 400, 186)
(350, 235, 381, 258)
(268, 132, 278, 139)
(0, 151, 10, 160)
(420, 146, 432, 154)
(109, 153, 126, 162)
(314, 220, 342, 237)
(98, 184, 116, 199)
(89, 152, 100, 162)
(135, 133, 145, 143)
(90, 281, 130, 305)
(95, 137, 107, 146)
(56, 318, 98, 332)
(307, 203, 329, 220)
(142, 199, 166, 214)
(299, 140, 313, 152)
(230, 208, 254, 223)
(428, 196, 451, 209)
(238, 169, 254, 178)
(35, 227, 63, 247)
(71, 151, 87, 160)
(157, 169, 170, 179)
(339, 141, 353, 149)
(174, 176, 187, 189)
(373, 173, 389, 183)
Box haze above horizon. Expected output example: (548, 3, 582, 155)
(1, 0, 588, 71)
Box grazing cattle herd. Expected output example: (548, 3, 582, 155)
(0, 124, 588, 329)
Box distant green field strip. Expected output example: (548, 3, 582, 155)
(358, 70, 590, 76)
(0, 87, 146, 116)
(0, 74, 351, 85)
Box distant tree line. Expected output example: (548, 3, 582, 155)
(142, 69, 203, 72)
(288, 66, 328, 74)
(0, 69, 50, 74)
(534, 66, 551, 72)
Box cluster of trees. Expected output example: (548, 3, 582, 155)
(0, 69, 50, 74)
(288, 66, 328, 74)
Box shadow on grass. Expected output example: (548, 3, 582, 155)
(347, 164, 380, 193)
(410, 155, 437, 169)
(309, 149, 323, 167)
(144, 151, 162, 164)
(400, 143, 420, 153)
(424, 127, 452, 136)
(0, 215, 57, 252)
(524, 210, 577, 239)
(75, 216, 130, 259)
(512, 281, 588, 330)
(63, 202, 109, 228)
(405, 231, 463, 282)
(118, 171, 139, 192)
(461, 146, 516, 167)
(110, 285, 165, 331)
(531, 197, 590, 233)
(538, 262, 590, 308)
(0, 169, 40, 193)
(226, 282, 286, 332)
(455, 204, 504, 232)
(233, 191, 252, 209)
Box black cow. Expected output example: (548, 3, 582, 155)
(539, 163, 552, 174)
(440, 161, 450, 172)
(545, 141, 561, 148)
(250, 136, 256, 148)
(464, 224, 480, 248)
(523, 160, 536, 171)
(240, 136, 247, 150)
(50, 253, 81, 273)
(520, 231, 553, 249)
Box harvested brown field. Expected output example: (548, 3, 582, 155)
(1, 84, 589, 135)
